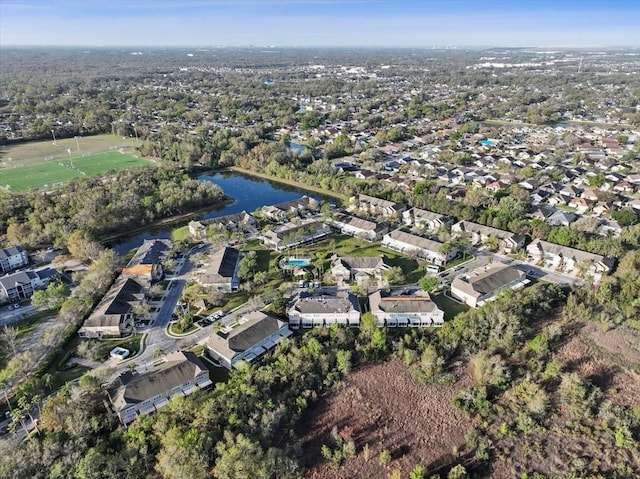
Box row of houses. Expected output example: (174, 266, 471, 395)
(78, 239, 172, 338)
(347, 193, 616, 276)
(107, 350, 213, 425)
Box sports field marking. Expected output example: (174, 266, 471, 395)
(0, 151, 154, 192)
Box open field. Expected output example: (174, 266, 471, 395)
(0, 151, 154, 191)
(0, 133, 137, 166)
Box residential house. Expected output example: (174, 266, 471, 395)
(107, 351, 212, 425)
(330, 254, 391, 285)
(530, 191, 549, 206)
(568, 197, 594, 214)
(206, 311, 293, 368)
(581, 187, 600, 202)
(597, 219, 623, 238)
(192, 246, 241, 292)
(486, 180, 508, 193)
(122, 239, 171, 281)
(368, 289, 444, 327)
(451, 264, 529, 308)
(262, 196, 320, 222)
(546, 210, 578, 227)
(0, 270, 48, 303)
(382, 229, 457, 266)
(547, 194, 571, 206)
(527, 239, 614, 276)
(327, 213, 388, 241)
(354, 169, 377, 180)
(0, 246, 29, 275)
(402, 208, 452, 233)
(451, 221, 525, 253)
(592, 202, 612, 217)
(613, 181, 634, 194)
(287, 291, 361, 328)
(529, 205, 555, 221)
(261, 220, 331, 251)
(349, 194, 406, 219)
(78, 276, 148, 338)
(559, 185, 583, 198)
(188, 211, 256, 240)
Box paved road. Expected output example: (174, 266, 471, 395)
(435, 249, 584, 288)
(132, 256, 192, 365)
(0, 303, 38, 328)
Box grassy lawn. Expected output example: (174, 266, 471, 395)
(289, 234, 424, 282)
(171, 225, 191, 242)
(432, 292, 469, 321)
(254, 250, 274, 272)
(50, 365, 91, 390)
(0, 133, 137, 165)
(0, 151, 153, 191)
(556, 204, 577, 213)
(446, 254, 475, 269)
(200, 355, 230, 383)
(222, 292, 250, 311)
(94, 334, 144, 360)
(169, 322, 198, 335)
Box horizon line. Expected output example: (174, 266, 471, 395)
(2, 44, 639, 50)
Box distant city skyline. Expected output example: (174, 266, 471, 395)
(1, 0, 639, 48)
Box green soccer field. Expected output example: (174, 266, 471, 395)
(0, 151, 154, 192)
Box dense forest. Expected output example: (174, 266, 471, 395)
(0, 166, 224, 248)
(1, 278, 639, 478)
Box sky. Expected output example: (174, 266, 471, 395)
(0, 0, 639, 48)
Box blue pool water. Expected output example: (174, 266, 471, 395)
(289, 142, 308, 152)
(287, 259, 311, 267)
(480, 139, 495, 146)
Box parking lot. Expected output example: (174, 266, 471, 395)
(196, 310, 225, 328)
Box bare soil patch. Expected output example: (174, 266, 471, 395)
(297, 360, 473, 478)
(557, 321, 640, 407)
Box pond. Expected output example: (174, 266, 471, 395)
(111, 171, 333, 255)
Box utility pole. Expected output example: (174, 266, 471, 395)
(74, 136, 80, 152)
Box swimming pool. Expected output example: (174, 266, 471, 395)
(480, 139, 495, 146)
(287, 258, 311, 267)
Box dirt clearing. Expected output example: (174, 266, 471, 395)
(298, 360, 473, 478)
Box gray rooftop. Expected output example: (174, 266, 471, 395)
(369, 289, 441, 314)
(385, 229, 446, 253)
(0, 246, 26, 261)
(207, 311, 288, 362)
(108, 351, 207, 410)
(203, 246, 240, 282)
(83, 276, 147, 328)
(452, 265, 526, 298)
(291, 292, 360, 315)
(127, 239, 171, 267)
(0, 270, 37, 290)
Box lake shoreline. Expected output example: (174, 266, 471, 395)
(224, 166, 347, 202)
(99, 196, 234, 245)
(108, 169, 339, 253)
